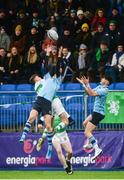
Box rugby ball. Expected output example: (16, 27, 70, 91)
(47, 29, 59, 41)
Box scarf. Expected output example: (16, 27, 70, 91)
(96, 48, 109, 62)
(78, 54, 86, 69)
(115, 51, 123, 64)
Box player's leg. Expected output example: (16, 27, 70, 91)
(52, 137, 72, 175)
(36, 116, 54, 152)
(84, 121, 102, 159)
(52, 98, 68, 129)
(61, 136, 73, 172)
(52, 98, 74, 130)
(84, 112, 104, 159)
(83, 114, 92, 127)
(19, 109, 38, 143)
(44, 114, 54, 159)
(83, 114, 93, 149)
(20, 97, 43, 143)
(40, 97, 54, 158)
(37, 118, 47, 151)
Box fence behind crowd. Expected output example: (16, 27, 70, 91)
(0, 90, 124, 132)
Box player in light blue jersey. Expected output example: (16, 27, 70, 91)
(19, 69, 61, 157)
(77, 74, 112, 160)
(19, 68, 74, 159)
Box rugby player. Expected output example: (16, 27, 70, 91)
(76, 75, 112, 159)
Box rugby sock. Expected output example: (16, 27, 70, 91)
(42, 128, 48, 139)
(89, 136, 97, 147)
(47, 131, 54, 145)
(21, 121, 31, 138)
(55, 122, 66, 131)
(46, 131, 54, 159)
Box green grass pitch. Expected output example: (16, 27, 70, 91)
(0, 171, 124, 179)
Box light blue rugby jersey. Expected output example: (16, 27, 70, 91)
(93, 84, 109, 115)
(34, 73, 61, 102)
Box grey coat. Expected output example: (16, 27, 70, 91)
(0, 32, 10, 51)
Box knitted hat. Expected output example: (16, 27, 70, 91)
(77, 10, 83, 16)
(15, 25, 22, 31)
(98, 22, 104, 27)
(81, 23, 89, 30)
(80, 44, 87, 49)
(109, 20, 117, 25)
(70, 9, 76, 13)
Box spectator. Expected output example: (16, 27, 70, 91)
(88, 41, 111, 82)
(7, 46, 23, 83)
(91, 8, 107, 33)
(61, 9, 77, 35)
(10, 24, 27, 55)
(13, 9, 30, 34)
(106, 43, 124, 82)
(27, 26, 41, 53)
(45, 15, 59, 31)
(57, 26, 75, 53)
(30, 8, 46, 36)
(74, 44, 91, 77)
(47, 0, 64, 17)
(75, 9, 89, 34)
(24, 45, 41, 82)
(0, 48, 8, 84)
(75, 23, 92, 49)
(46, 45, 58, 66)
(107, 7, 121, 28)
(0, 9, 11, 34)
(91, 22, 105, 51)
(57, 46, 76, 82)
(103, 20, 121, 54)
(0, 26, 10, 51)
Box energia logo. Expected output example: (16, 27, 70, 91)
(6, 138, 52, 167)
(71, 155, 112, 167)
(23, 139, 37, 154)
(6, 155, 51, 167)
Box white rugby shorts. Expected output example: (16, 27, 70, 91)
(52, 97, 69, 117)
(52, 131, 70, 144)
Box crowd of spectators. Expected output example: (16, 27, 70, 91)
(0, 0, 124, 84)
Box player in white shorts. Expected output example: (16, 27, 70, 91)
(37, 96, 74, 155)
(52, 115, 73, 175)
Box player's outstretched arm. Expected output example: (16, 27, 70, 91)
(76, 76, 98, 96)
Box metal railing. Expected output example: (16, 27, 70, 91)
(0, 90, 124, 132)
